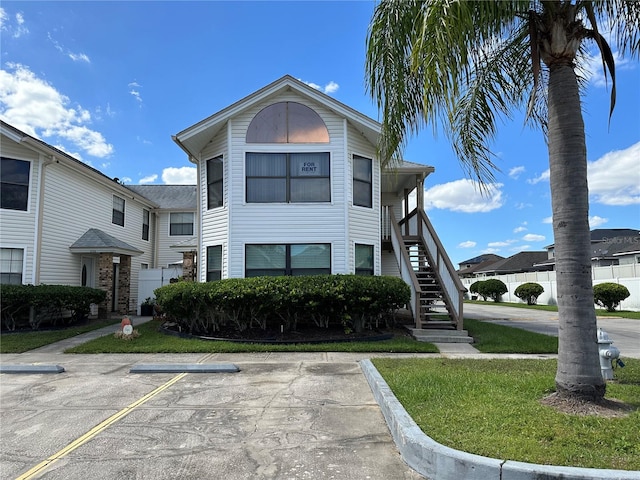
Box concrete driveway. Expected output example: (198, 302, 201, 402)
(463, 303, 640, 359)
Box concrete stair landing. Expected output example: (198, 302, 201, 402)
(409, 328, 474, 344)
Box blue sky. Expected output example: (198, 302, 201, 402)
(1, 1, 638, 266)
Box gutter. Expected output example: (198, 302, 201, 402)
(171, 135, 197, 164)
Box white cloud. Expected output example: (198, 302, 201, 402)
(508, 166, 525, 179)
(488, 240, 515, 248)
(522, 233, 545, 242)
(120, 176, 132, 184)
(513, 226, 527, 233)
(68, 52, 90, 63)
(588, 142, 640, 205)
(458, 241, 476, 248)
(481, 248, 501, 255)
(299, 78, 340, 95)
(542, 216, 553, 224)
(139, 174, 158, 184)
(0, 8, 29, 38)
(424, 179, 504, 213)
(0, 63, 113, 158)
(162, 166, 197, 184)
(589, 215, 609, 228)
(527, 170, 550, 184)
(581, 50, 634, 88)
(514, 202, 532, 209)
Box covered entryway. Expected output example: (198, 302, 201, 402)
(70, 229, 143, 318)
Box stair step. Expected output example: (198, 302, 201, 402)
(409, 328, 474, 344)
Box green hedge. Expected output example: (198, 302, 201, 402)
(593, 282, 630, 312)
(154, 275, 410, 335)
(0, 284, 106, 331)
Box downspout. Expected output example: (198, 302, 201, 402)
(33, 154, 55, 284)
(152, 210, 159, 268)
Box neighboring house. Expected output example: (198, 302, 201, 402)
(474, 251, 552, 276)
(456, 254, 504, 278)
(538, 228, 640, 269)
(172, 75, 465, 329)
(0, 121, 195, 317)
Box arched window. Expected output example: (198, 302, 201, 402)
(246, 102, 329, 143)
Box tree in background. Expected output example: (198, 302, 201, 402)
(366, 0, 639, 402)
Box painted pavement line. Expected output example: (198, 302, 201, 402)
(15, 372, 188, 480)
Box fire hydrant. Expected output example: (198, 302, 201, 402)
(597, 328, 621, 380)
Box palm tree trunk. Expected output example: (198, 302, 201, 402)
(547, 64, 605, 401)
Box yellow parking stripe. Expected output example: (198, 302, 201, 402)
(16, 372, 188, 480)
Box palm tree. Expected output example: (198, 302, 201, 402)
(366, 0, 639, 402)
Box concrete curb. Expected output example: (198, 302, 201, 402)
(359, 359, 639, 480)
(130, 363, 240, 373)
(0, 365, 65, 374)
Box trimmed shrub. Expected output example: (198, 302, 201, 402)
(154, 275, 410, 336)
(0, 284, 106, 331)
(514, 282, 545, 305)
(476, 279, 508, 302)
(593, 282, 630, 312)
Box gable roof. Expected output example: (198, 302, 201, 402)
(457, 254, 505, 276)
(126, 185, 197, 210)
(1, 121, 159, 209)
(475, 251, 550, 275)
(173, 75, 382, 160)
(69, 229, 143, 256)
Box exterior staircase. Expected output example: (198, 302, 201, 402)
(403, 238, 473, 343)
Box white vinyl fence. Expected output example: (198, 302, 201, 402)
(137, 266, 182, 314)
(462, 263, 640, 311)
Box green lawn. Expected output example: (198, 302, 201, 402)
(65, 320, 439, 354)
(465, 318, 558, 353)
(0, 319, 120, 353)
(465, 300, 640, 319)
(373, 357, 640, 470)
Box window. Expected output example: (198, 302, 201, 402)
(353, 155, 372, 208)
(170, 212, 194, 236)
(207, 245, 222, 281)
(0, 248, 24, 284)
(246, 102, 329, 143)
(112, 195, 125, 226)
(246, 152, 330, 203)
(245, 244, 330, 277)
(142, 209, 150, 240)
(1, 158, 30, 211)
(355, 244, 374, 276)
(207, 156, 223, 209)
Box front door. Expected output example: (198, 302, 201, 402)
(81, 257, 95, 287)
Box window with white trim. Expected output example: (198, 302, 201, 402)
(353, 155, 372, 208)
(1, 158, 30, 211)
(112, 195, 125, 226)
(142, 209, 150, 240)
(0, 248, 24, 284)
(207, 245, 222, 281)
(246, 152, 330, 203)
(207, 156, 223, 209)
(355, 244, 374, 276)
(169, 212, 194, 236)
(245, 244, 331, 277)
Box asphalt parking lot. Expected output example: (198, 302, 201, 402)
(0, 352, 426, 480)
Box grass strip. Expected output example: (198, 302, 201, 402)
(372, 357, 640, 470)
(0, 320, 120, 353)
(465, 300, 640, 319)
(65, 320, 439, 354)
(465, 318, 558, 353)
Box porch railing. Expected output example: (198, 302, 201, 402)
(384, 206, 466, 329)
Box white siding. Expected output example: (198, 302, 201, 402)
(346, 122, 381, 275)
(0, 137, 40, 284)
(200, 129, 228, 281)
(156, 210, 196, 267)
(37, 161, 154, 312)
(226, 92, 349, 278)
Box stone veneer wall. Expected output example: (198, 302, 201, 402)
(117, 255, 131, 315)
(182, 251, 196, 281)
(98, 253, 113, 319)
